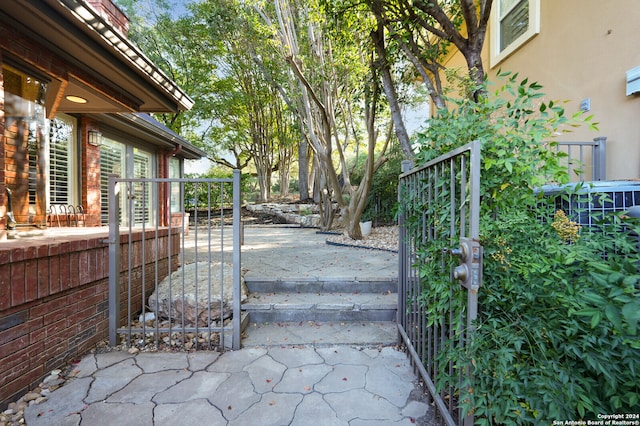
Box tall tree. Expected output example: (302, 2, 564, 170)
(252, 0, 392, 237)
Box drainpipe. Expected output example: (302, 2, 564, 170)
(5, 188, 17, 230)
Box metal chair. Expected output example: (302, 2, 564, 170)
(75, 205, 86, 227)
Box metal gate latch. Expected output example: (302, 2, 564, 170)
(448, 237, 482, 291)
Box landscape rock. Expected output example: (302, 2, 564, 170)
(148, 262, 247, 326)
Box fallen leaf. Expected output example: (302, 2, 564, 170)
(266, 378, 272, 383)
(227, 406, 232, 410)
(304, 386, 311, 391)
(342, 377, 348, 381)
(269, 400, 276, 406)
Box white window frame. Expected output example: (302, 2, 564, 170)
(490, 0, 540, 68)
(99, 139, 156, 227)
(48, 113, 78, 206)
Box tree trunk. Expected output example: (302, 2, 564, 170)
(298, 137, 310, 200)
(371, 22, 414, 160)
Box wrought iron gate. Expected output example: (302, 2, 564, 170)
(107, 171, 243, 351)
(398, 141, 482, 425)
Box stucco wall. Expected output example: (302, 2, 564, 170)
(441, 0, 640, 180)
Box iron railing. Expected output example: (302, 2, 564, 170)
(398, 141, 482, 426)
(108, 171, 242, 350)
(555, 136, 607, 181)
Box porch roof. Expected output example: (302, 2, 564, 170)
(94, 113, 207, 160)
(0, 0, 194, 114)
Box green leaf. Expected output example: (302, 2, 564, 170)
(605, 305, 622, 330)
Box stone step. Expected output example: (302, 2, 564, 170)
(241, 320, 399, 347)
(245, 278, 398, 294)
(242, 291, 397, 323)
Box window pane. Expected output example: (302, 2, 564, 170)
(169, 158, 181, 213)
(49, 117, 73, 204)
(99, 140, 125, 224)
(133, 149, 152, 225)
(500, 0, 529, 51)
(3, 65, 48, 223)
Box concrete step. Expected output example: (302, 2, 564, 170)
(245, 278, 397, 294)
(241, 320, 399, 347)
(242, 291, 397, 323)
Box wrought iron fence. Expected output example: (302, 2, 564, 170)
(398, 141, 482, 426)
(555, 136, 607, 181)
(107, 171, 243, 351)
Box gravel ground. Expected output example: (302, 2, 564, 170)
(326, 226, 399, 252)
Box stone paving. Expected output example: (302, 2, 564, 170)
(24, 346, 432, 425)
(18, 226, 437, 425)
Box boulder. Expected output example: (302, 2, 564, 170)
(148, 262, 247, 326)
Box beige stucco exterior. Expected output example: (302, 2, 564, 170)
(443, 0, 640, 180)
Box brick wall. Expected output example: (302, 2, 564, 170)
(0, 228, 180, 409)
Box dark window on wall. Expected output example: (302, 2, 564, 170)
(500, 0, 529, 51)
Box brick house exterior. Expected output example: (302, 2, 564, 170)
(0, 0, 204, 408)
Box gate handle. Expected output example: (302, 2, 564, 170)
(446, 244, 468, 261)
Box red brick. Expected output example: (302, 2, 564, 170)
(48, 243, 60, 256)
(43, 334, 67, 358)
(44, 306, 71, 326)
(25, 259, 38, 302)
(30, 295, 66, 317)
(37, 257, 50, 298)
(59, 241, 71, 255)
(69, 252, 79, 289)
(68, 304, 97, 325)
(0, 248, 10, 266)
(36, 244, 49, 258)
(76, 286, 96, 300)
(49, 256, 61, 294)
(10, 262, 25, 306)
(1, 355, 29, 384)
(79, 251, 90, 285)
(10, 247, 24, 262)
(0, 335, 28, 358)
(0, 321, 28, 344)
(23, 246, 37, 261)
(59, 253, 70, 291)
(44, 318, 68, 338)
(0, 264, 10, 310)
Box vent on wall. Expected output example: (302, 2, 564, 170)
(626, 65, 640, 96)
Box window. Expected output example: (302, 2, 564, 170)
(490, 0, 540, 67)
(3, 64, 48, 223)
(49, 114, 77, 205)
(99, 138, 125, 224)
(169, 157, 181, 213)
(99, 138, 155, 226)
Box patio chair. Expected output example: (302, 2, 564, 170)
(67, 205, 80, 226)
(47, 204, 68, 227)
(75, 205, 86, 227)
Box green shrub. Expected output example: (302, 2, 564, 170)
(184, 168, 250, 209)
(351, 144, 404, 225)
(410, 71, 640, 423)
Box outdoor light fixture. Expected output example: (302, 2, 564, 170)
(88, 130, 102, 146)
(65, 95, 88, 104)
